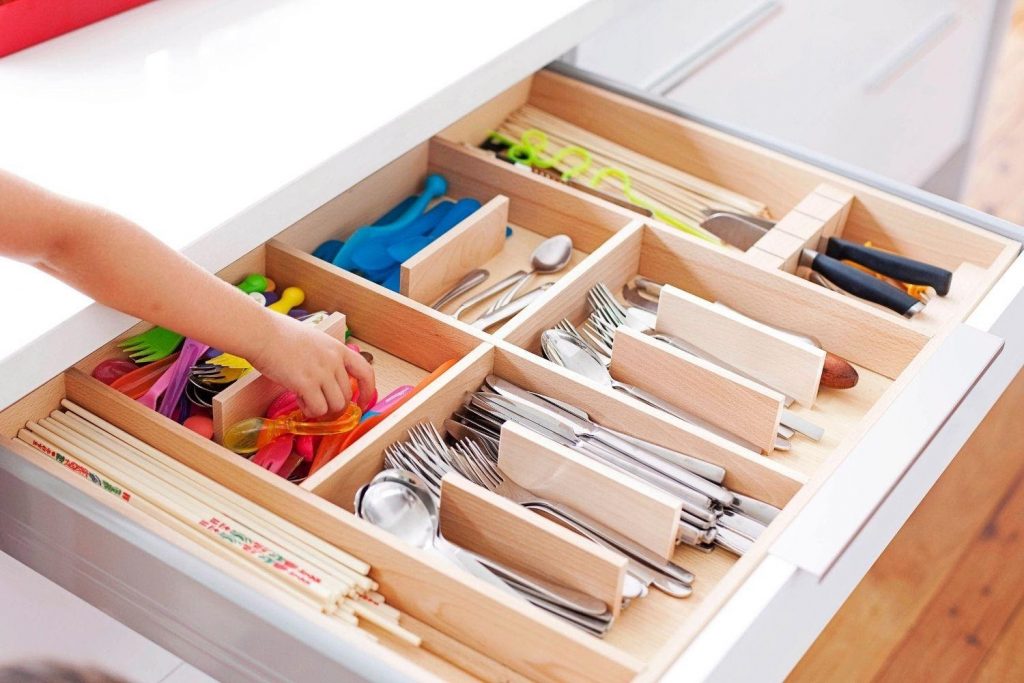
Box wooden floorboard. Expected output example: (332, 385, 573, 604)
(964, 1, 1024, 223)
(972, 596, 1024, 682)
(875, 467, 1024, 683)
(789, 370, 1024, 681)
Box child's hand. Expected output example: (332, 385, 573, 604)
(251, 314, 375, 418)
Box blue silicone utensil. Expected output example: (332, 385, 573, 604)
(386, 197, 482, 263)
(351, 200, 455, 273)
(332, 175, 448, 270)
(382, 269, 402, 292)
(312, 195, 418, 264)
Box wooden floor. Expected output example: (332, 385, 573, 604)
(791, 6, 1024, 679)
(964, 2, 1024, 223)
(790, 370, 1024, 682)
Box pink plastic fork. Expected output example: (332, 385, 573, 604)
(136, 362, 178, 410)
(251, 435, 294, 474)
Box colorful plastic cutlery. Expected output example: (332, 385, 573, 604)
(332, 174, 447, 271)
(224, 404, 362, 454)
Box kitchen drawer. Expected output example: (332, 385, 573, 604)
(1, 65, 1023, 683)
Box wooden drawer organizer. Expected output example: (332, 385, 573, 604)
(0, 69, 1018, 683)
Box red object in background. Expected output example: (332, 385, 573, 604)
(0, 0, 153, 58)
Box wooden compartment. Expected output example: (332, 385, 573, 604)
(273, 137, 639, 329)
(0, 249, 654, 683)
(0, 66, 1019, 683)
(304, 341, 805, 669)
(74, 242, 487, 462)
(499, 221, 932, 477)
(439, 70, 1019, 339)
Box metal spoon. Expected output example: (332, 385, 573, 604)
(487, 234, 574, 313)
(358, 469, 612, 615)
(356, 471, 516, 595)
(431, 268, 489, 311)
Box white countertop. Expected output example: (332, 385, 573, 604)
(0, 0, 624, 409)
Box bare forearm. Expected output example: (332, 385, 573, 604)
(42, 204, 275, 358)
(0, 170, 375, 416)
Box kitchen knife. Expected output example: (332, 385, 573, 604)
(825, 237, 952, 296)
(700, 213, 770, 251)
(799, 249, 923, 317)
(485, 375, 727, 482)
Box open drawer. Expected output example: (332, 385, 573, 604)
(1, 65, 1023, 683)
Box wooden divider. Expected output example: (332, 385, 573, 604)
(212, 312, 347, 442)
(746, 183, 854, 274)
(429, 137, 635, 254)
(265, 241, 488, 371)
(638, 225, 927, 380)
(439, 473, 628, 616)
(656, 285, 825, 406)
(610, 327, 783, 455)
(490, 344, 806, 507)
(400, 195, 509, 304)
(499, 421, 682, 560)
(498, 220, 645, 351)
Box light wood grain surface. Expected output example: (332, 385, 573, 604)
(656, 284, 825, 407)
(499, 421, 682, 560)
(400, 195, 509, 305)
(610, 326, 783, 454)
(440, 472, 627, 615)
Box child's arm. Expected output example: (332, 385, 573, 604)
(0, 170, 374, 417)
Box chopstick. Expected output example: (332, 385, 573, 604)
(18, 402, 421, 647)
(496, 106, 768, 225)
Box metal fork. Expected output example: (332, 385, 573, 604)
(449, 439, 695, 587)
(389, 423, 694, 593)
(558, 318, 612, 365)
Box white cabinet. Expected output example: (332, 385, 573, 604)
(571, 0, 1012, 196)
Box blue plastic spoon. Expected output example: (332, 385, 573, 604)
(351, 200, 455, 273)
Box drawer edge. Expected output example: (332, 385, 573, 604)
(0, 445, 420, 683)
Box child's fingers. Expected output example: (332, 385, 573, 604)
(299, 387, 328, 418)
(322, 376, 347, 415)
(335, 367, 354, 406)
(345, 352, 376, 411)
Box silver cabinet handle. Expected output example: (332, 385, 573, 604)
(863, 12, 958, 92)
(648, 1, 782, 94)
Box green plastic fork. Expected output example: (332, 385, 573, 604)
(117, 273, 269, 363)
(118, 326, 185, 363)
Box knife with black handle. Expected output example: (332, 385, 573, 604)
(800, 249, 924, 317)
(824, 237, 953, 296)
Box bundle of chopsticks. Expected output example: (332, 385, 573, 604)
(18, 401, 419, 647)
(496, 106, 769, 235)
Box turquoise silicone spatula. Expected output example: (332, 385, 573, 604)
(385, 197, 482, 263)
(352, 200, 455, 273)
(332, 174, 447, 271)
(312, 195, 419, 263)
